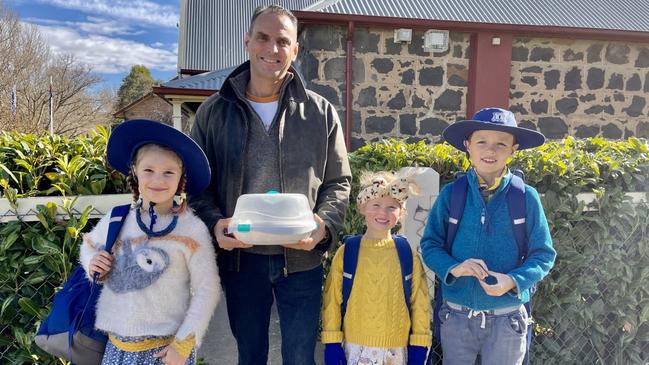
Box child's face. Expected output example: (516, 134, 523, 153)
(464, 130, 518, 179)
(133, 145, 183, 207)
(359, 196, 402, 236)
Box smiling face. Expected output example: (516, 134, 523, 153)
(464, 129, 519, 184)
(359, 196, 402, 239)
(245, 11, 299, 90)
(133, 144, 183, 212)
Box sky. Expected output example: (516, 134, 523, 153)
(5, 0, 180, 91)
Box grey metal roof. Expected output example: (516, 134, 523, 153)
(306, 0, 649, 32)
(162, 67, 236, 90)
(178, 0, 320, 71)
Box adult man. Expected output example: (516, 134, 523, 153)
(189, 5, 351, 365)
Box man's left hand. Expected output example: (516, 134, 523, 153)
(283, 214, 326, 251)
(479, 271, 516, 296)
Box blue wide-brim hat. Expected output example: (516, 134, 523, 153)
(107, 119, 211, 195)
(443, 107, 546, 152)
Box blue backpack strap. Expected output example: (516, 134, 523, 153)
(393, 235, 413, 312)
(105, 204, 131, 253)
(507, 173, 527, 264)
(445, 173, 469, 251)
(341, 235, 362, 321)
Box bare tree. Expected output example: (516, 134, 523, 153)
(0, 3, 114, 136)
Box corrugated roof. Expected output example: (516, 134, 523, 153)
(178, 0, 320, 71)
(307, 0, 649, 32)
(162, 66, 236, 90)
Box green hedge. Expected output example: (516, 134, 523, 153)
(0, 132, 648, 364)
(0, 127, 127, 198)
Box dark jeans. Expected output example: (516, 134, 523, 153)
(220, 251, 323, 365)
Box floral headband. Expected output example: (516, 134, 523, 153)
(356, 171, 414, 206)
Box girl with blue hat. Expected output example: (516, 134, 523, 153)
(80, 119, 220, 365)
(421, 108, 556, 365)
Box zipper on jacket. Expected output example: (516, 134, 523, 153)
(283, 248, 289, 277)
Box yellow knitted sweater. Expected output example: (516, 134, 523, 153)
(321, 237, 432, 348)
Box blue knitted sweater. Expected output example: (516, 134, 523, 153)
(420, 168, 556, 310)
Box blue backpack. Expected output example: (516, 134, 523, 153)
(433, 171, 533, 365)
(341, 234, 433, 363)
(35, 204, 130, 364)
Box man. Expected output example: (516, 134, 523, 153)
(189, 5, 351, 365)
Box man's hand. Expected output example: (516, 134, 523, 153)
(449, 258, 489, 280)
(214, 218, 253, 251)
(89, 251, 113, 280)
(283, 214, 326, 251)
(479, 271, 516, 296)
(153, 345, 187, 365)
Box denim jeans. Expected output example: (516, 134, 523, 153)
(438, 302, 528, 365)
(220, 251, 323, 365)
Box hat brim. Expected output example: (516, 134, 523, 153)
(107, 119, 211, 195)
(442, 120, 545, 152)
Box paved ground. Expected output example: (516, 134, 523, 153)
(199, 294, 324, 364)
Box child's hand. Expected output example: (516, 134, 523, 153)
(89, 251, 113, 280)
(479, 271, 516, 296)
(283, 214, 326, 251)
(214, 218, 253, 251)
(153, 345, 187, 365)
(449, 258, 489, 280)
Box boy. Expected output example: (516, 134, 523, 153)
(420, 107, 556, 365)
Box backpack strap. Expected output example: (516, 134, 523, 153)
(341, 235, 414, 320)
(393, 235, 413, 312)
(446, 173, 469, 252)
(341, 235, 362, 320)
(507, 173, 527, 264)
(92, 204, 130, 282)
(105, 204, 131, 252)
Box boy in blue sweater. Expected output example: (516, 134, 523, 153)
(420, 107, 556, 365)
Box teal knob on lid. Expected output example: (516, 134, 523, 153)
(237, 223, 251, 232)
(266, 190, 280, 194)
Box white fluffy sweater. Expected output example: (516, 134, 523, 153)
(80, 208, 220, 346)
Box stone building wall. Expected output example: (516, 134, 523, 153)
(509, 38, 649, 139)
(298, 25, 471, 150)
(298, 26, 649, 149)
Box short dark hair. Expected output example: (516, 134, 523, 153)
(248, 4, 298, 34)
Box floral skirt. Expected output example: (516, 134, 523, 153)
(344, 342, 406, 365)
(101, 335, 196, 365)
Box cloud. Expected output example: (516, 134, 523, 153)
(34, 0, 178, 28)
(24, 16, 143, 36)
(34, 24, 177, 74)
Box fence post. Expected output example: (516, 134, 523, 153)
(398, 167, 440, 294)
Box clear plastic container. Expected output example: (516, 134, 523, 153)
(227, 193, 317, 245)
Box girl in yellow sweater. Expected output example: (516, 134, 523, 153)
(322, 171, 432, 365)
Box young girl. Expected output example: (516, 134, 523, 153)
(80, 119, 219, 365)
(321, 171, 432, 365)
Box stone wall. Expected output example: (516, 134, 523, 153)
(510, 38, 649, 139)
(297, 25, 470, 150)
(297, 26, 649, 149)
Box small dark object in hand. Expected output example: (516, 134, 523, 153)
(485, 275, 498, 285)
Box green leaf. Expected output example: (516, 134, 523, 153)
(17, 297, 41, 318)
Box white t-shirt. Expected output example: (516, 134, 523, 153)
(247, 97, 279, 131)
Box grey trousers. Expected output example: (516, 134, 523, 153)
(439, 303, 528, 365)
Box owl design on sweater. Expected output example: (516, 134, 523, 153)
(106, 239, 170, 293)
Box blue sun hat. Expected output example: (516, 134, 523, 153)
(442, 107, 546, 152)
(106, 119, 211, 195)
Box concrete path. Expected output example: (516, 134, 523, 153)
(199, 294, 324, 364)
